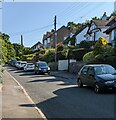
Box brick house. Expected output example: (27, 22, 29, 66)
(43, 26, 70, 48)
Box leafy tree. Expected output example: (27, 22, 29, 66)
(23, 47, 33, 55)
(0, 33, 15, 63)
(92, 16, 100, 20)
(13, 43, 23, 60)
(67, 22, 82, 34)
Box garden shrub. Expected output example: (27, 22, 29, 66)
(72, 48, 87, 61)
(83, 51, 94, 63)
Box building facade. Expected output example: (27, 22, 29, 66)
(43, 26, 70, 48)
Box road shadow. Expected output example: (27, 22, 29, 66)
(27, 76, 76, 86)
(35, 86, 115, 119)
(19, 72, 36, 76)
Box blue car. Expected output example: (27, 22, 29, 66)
(34, 61, 50, 74)
(77, 64, 116, 93)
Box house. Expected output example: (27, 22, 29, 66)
(42, 31, 54, 49)
(114, 1, 116, 13)
(43, 26, 70, 48)
(74, 25, 89, 45)
(85, 19, 109, 42)
(31, 41, 43, 51)
(101, 12, 108, 20)
(104, 16, 116, 45)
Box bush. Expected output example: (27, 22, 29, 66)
(79, 40, 95, 50)
(72, 48, 88, 61)
(39, 49, 55, 63)
(83, 51, 94, 63)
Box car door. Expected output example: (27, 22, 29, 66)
(80, 66, 89, 85)
(86, 67, 95, 86)
(35, 63, 38, 72)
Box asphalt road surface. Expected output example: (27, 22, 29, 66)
(5, 65, 116, 119)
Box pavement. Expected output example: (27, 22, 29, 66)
(50, 71, 77, 81)
(1, 70, 46, 119)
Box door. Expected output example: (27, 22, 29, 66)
(80, 66, 89, 85)
(86, 67, 95, 86)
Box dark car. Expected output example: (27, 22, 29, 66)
(77, 64, 116, 93)
(34, 62, 50, 74)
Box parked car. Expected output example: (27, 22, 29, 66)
(16, 61, 27, 69)
(34, 61, 50, 74)
(24, 63, 35, 71)
(9, 59, 17, 66)
(77, 64, 116, 93)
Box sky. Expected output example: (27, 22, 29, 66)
(2, 1, 115, 47)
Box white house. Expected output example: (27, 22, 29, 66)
(114, 1, 116, 13)
(74, 26, 89, 44)
(31, 41, 43, 51)
(85, 20, 109, 42)
(104, 16, 116, 45)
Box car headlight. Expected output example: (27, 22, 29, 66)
(48, 67, 50, 70)
(105, 81, 114, 84)
(39, 68, 41, 70)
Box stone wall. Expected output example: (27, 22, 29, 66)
(69, 61, 85, 74)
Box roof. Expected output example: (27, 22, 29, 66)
(87, 20, 108, 35)
(104, 22, 116, 34)
(74, 25, 87, 36)
(31, 41, 42, 48)
(56, 25, 70, 32)
(106, 16, 116, 26)
(93, 20, 109, 27)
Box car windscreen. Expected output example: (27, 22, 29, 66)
(27, 64, 34, 67)
(94, 65, 116, 75)
(21, 63, 26, 66)
(38, 62, 48, 67)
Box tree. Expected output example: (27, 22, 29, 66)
(67, 22, 82, 34)
(13, 43, 23, 60)
(0, 33, 15, 63)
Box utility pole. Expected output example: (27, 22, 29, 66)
(54, 16, 57, 62)
(21, 35, 23, 46)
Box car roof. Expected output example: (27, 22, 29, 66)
(36, 61, 47, 63)
(20, 61, 27, 63)
(84, 64, 112, 67)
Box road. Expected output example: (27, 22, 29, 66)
(5, 65, 116, 119)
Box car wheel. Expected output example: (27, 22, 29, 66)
(77, 79, 83, 87)
(37, 70, 40, 74)
(48, 71, 50, 75)
(94, 83, 101, 93)
(35, 70, 37, 74)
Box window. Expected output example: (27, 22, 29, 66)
(64, 36, 67, 40)
(87, 67, 95, 75)
(47, 38, 50, 43)
(81, 66, 88, 74)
